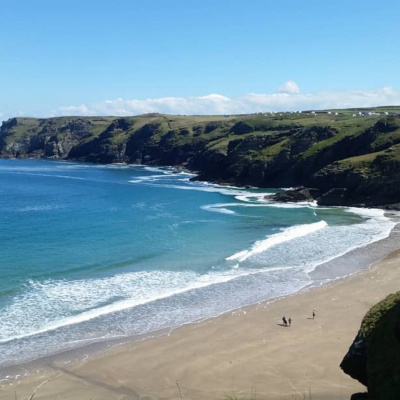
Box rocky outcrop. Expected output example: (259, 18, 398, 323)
(266, 187, 317, 203)
(340, 292, 400, 400)
(318, 188, 350, 206)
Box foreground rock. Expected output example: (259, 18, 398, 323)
(340, 291, 400, 399)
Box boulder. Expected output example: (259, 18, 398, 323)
(266, 187, 317, 203)
(340, 292, 400, 400)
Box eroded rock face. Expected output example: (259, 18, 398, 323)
(340, 292, 400, 400)
(340, 333, 369, 386)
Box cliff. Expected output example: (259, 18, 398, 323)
(340, 291, 400, 400)
(1, 107, 400, 208)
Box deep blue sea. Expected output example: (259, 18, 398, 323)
(0, 159, 396, 374)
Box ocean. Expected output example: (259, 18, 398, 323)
(0, 158, 397, 377)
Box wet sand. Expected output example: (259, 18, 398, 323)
(3, 249, 400, 399)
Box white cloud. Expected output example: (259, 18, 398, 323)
(57, 93, 233, 117)
(277, 80, 301, 94)
(54, 82, 400, 117)
(2, 82, 399, 123)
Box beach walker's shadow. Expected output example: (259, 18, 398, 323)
(307, 318, 315, 320)
(277, 323, 288, 327)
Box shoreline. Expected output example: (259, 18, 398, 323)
(2, 224, 400, 399)
(1, 212, 398, 381)
(0, 160, 398, 376)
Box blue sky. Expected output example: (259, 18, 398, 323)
(1, 0, 400, 121)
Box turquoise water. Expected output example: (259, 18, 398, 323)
(0, 159, 395, 370)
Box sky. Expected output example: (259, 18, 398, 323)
(1, 0, 400, 122)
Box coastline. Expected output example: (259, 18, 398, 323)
(2, 222, 400, 399)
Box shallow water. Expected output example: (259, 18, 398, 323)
(0, 158, 396, 372)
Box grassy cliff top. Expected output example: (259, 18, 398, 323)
(360, 291, 400, 338)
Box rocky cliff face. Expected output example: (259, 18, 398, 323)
(1, 109, 400, 208)
(0, 117, 94, 159)
(340, 292, 400, 400)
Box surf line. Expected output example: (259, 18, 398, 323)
(226, 220, 328, 263)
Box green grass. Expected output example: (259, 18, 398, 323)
(359, 291, 400, 338)
(339, 150, 386, 165)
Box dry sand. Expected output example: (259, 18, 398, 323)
(3, 250, 400, 400)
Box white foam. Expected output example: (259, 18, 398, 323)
(345, 207, 394, 219)
(133, 182, 260, 200)
(131, 174, 172, 182)
(7, 171, 90, 181)
(235, 193, 275, 203)
(201, 204, 236, 215)
(300, 209, 396, 274)
(226, 220, 328, 263)
(0, 265, 278, 344)
(264, 202, 316, 208)
(143, 166, 174, 174)
(129, 179, 145, 183)
(127, 178, 316, 211)
(18, 205, 61, 212)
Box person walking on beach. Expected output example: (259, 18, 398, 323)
(312, 309, 316, 319)
(282, 316, 288, 326)
(288, 317, 292, 327)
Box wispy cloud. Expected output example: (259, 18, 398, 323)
(55, 82, 400, 117)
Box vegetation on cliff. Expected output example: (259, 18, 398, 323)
(1, 106, 400, 208)
(341, 291, 400, 400)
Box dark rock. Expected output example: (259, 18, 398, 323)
(230, 121, 254, 135)
(204, 122, 221, 133)
(317, 188, 349, 206)
(266, 187, 316, 203)
(350, 393, 369, 400)
(373, 117, 399, 133)
(289, 126, 337, 156)
(383, 203, 400, 211)
(1, 117, 18, 130)
(340, 334, 369, 386)
(341, 292, 400, 400)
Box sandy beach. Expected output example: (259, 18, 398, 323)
(2, 247, 400, 400)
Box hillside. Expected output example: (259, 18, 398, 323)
(1, 107, 400, 208)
